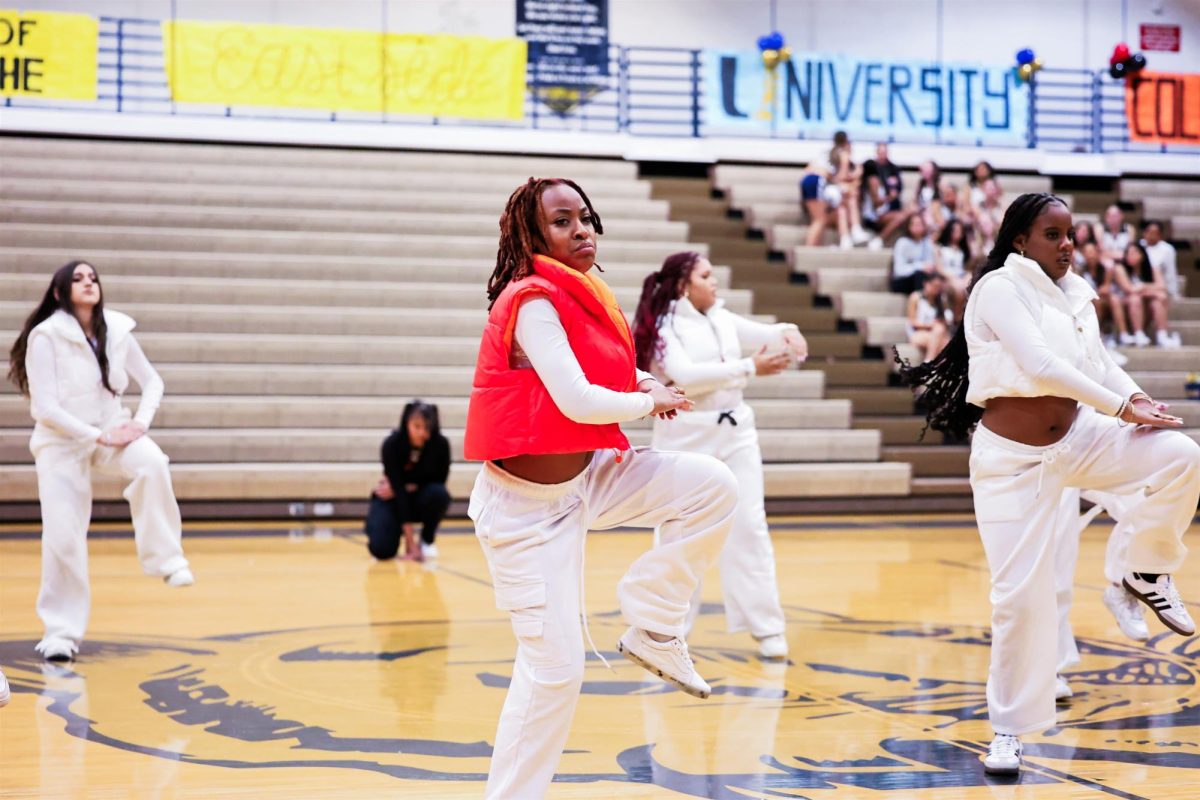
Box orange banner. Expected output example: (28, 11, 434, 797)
(1125, 71, 1200, 145)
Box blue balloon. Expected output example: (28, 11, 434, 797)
(757, 35, 772, 51)
(1016, 48, 1035, 65)
(768, 31, 785, 50)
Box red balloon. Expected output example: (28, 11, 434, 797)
(1110, 42, 1131, 65)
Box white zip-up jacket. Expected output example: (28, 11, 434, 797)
(965, 253, 1142, 415)
(25, 309, 163, 447)
(650, 298, 798, 412)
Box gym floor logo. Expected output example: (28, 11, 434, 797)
(2, 607, 1198, 799)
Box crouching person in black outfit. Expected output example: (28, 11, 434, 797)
(366, 400, 451, 562)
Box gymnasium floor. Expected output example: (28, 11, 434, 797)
(1, 514, 1199, 799)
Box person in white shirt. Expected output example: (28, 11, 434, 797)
(906, 273, 954, 363)
(897, 194, 1198, 777)
(7, 261, 193, 663)
(632, 251, 808, 659)
(1122, 241, 1179, 349)
(1141, 221, 1183, 348)
(1099, 204, 1133, 266)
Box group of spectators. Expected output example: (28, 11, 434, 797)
(800, 135, 1184, 363)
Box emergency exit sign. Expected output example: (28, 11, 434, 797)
(1141, 24, 1181, 52)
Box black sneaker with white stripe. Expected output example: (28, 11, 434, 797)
(1122, 573, 1195, 636)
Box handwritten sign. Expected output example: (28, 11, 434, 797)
(1126, 71, 1200, 145)
(163, 20, 527, 120)
(0, 9, 97, 99)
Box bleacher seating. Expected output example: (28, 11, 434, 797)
(0, 136, 910, 514)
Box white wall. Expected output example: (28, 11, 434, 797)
(20, 0, 1200, 73)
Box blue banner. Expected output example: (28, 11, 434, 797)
(705, 50, 1029, 144)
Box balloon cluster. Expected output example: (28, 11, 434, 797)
(756, 31, 792, 70)
(1108, 43, 1147, 80)
(1014, 48, 1044, 83)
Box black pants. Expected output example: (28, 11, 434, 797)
(365, 483, 451, 560)
(890, 271, 928, 295)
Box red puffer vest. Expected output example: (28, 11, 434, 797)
(464, 255, 637, 461)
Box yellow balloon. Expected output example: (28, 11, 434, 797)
(1031, 57, 1044, 72)
(1018, 62, 1034, 81)
(779, 45, 793, 61)
(761, 49, 780, 70)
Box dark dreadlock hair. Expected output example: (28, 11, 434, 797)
(632, 251, 704, 371)
(486, 177, 604, 309)
(895, 192, 1069, 440)
(9, 260, 115, 398)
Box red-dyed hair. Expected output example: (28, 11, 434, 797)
(631, 251, 704, 371)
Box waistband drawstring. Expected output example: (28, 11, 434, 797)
(717, 411, 738, 426)
(578, 467, 612, 670)
(1036, 441, 1072, 498)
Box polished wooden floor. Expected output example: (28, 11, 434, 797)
(2, 514, 1199, 799)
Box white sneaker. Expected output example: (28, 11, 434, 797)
(1109, 349, 1129, 366)
(1157, 330, 1181, 350)
(1123, 573, 1195, 636)
(850, 225, 870, 245)
(756, 633, 788, 660)
(1170, 331, 1183, 348)
(1103, 584, 1149, 641)
(1055, 674, 1073, 704)
(838, 234, 853, 250)
(867, 236, 884, 251)
(0, 667, 10, 707)
(36, 638, 77, 663)
(1103, 334, 1118, 350)
(1119, 331, 1137, 346)
(617, 627, 711, 699)
(421, 543, 439, 559)
(165, 568, 195, 587)
(1133, 330, 1152, 348)
(983, 734, 1022, 774)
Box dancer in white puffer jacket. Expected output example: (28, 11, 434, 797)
(8, 260, 193, 663)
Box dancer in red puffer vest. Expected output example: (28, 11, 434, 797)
(465, 177, 737, 800)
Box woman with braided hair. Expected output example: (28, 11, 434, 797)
(632, 251, 807, 659)
(897, 193, 1199, 775)
(464, 178, 737, 798)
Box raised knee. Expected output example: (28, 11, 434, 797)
(705, 459, 739, 513)
(367, 540, 399, 560)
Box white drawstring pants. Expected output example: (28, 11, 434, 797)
(468, 447, 736, 800)
(970, 408, 1199, 736)
(652, 405, 786, 639)
(33, 425, 189, 653)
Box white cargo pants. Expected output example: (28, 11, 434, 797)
(468, 447, 736, 800)
(970, 408, 1199, 736)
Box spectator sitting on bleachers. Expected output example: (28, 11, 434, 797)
(1141, 221, 1180, 300)
(1077, 241, 1131, 364)
(1099, 204, 1134, 266)
(827, 131, 870, 248)
(935, 181, 960, 230)
(860, 142, 909, 250)
(936, 218, 972, 317)
(366, 400, 451, 562)
(964, 161, 1002, 251)
(912, 160, 942, 226)
(1121, 241, 1181, 350)
(906, 272, 953, 363)
(799, 162, 848, 247)
(890, 213, 937, 294)
(1072, 220, 1100, 269)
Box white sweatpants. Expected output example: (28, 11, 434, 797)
(970, 408, 1200, 736)
(468, 447, 736, 800)
(652, 404, 785, 638)
(33, 427, 189, 652)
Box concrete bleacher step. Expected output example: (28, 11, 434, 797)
(0, 224, 701, 264)
(853, 415, 937, 445)
(0, 361, 825, 399)
(1169, 216, 1200, 239)
(0, 396, 854, 431)
(828, 386, 915, 416)
(801, 333, 865, 359)
(813, 268, 890, 294)
(0, 274, 754, 315)
(0, 460, 911, 502)
(790, 247, 893, 274)
(3, 158, 654, 202)
(1119, 346, 1200, 370)
(0, 177, 673, 220)
(0, 302, 776, 340)
(0, 427, 882, 466)
(0, 200, 691, 242)
(712, 164, 1053, 194)
(801, 360, 891, 387)
(0, 136, 642, 178)
(0, 247, 723, 289)
(884, 445, 970, 478)
(838, 292, 907, 319)
(1140, 197, 1200, 217)
(1122, 179, 1200, 199)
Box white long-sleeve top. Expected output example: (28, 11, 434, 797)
(513, 297, 655, 423)
(650, 297, 797, 412)
(26, 309, 163, 443)
(965, 253, 1142, 415)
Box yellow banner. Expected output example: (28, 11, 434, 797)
(0, 9, 98, 99)
(163, 20, 527, 120)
